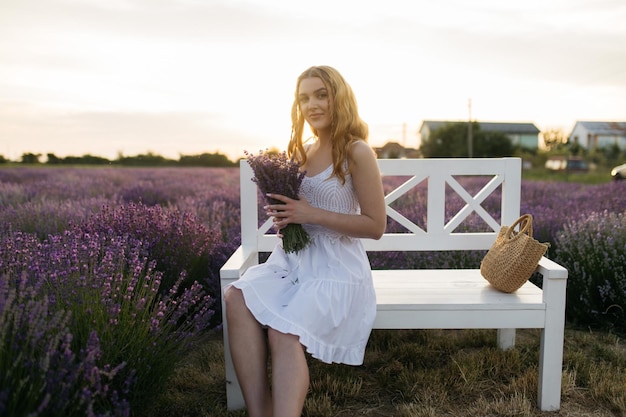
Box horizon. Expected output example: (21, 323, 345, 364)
(2, 0, 626, 162)
(0, 118, 583, 163)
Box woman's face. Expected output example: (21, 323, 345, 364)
(298, 76, 333, 134)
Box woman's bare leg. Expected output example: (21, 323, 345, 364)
(267, 329, 309, 417)
(224, 288, 272, 417)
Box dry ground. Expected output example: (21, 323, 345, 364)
(149, 327, 625, 417)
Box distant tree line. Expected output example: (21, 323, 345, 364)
(0, 151, 239, 167)
(3, 128, 623, 167)
(419, 122, 515, 158)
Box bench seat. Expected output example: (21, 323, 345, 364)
(373, 269, 545, 329)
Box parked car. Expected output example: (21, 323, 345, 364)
(545, 156, 589, 173)
(611, 163, 626, 180)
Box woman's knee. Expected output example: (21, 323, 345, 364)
(224, 287, 245, 317)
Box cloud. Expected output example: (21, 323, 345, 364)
(352, 1, 626, 87)
(0, 0, 306, 45)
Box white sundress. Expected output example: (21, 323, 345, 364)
(228, 163, 377, 365)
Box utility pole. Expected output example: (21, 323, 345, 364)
(402, 122, 407, 147)
(467, 98, 473, 158)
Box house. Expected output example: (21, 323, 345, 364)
(374, 141, 420, 159)
(568, 121, 626, 150)
(419, 120, 541, 149)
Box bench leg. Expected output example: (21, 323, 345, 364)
(497, 328, 516, 350)
(221, 294, 246, 410)
(537, 278, 567, 411)
(537, 327, 564, 411)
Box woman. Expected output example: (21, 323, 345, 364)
(224, 65, 386, 417)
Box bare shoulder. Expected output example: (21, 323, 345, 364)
(348, 140, 379, 178)
(349, 140, 377, 164)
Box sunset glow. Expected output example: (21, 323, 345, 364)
(1, 0, 625, 161)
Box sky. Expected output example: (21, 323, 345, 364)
(1, 0, 626, 162)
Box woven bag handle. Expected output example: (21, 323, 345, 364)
(506, 214, 534, 240)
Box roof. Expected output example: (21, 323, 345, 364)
(376, 141, 406, 152)
(420, 120, 540, 134)
(575, 121, 626, 135)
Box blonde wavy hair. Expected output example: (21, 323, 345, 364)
(287, 65, 369, 184)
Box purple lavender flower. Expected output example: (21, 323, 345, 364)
(244, 150, 311, 253)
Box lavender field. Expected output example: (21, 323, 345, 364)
(1, 166, 625, 417)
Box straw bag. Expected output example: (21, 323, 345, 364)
(480, 214, 549, 293)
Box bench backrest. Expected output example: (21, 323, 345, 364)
(239, 157, 521, 254)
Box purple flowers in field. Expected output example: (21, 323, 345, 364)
(1, 277, 129, 417)
(1, 227, 214, 416)
(1, 165, 625, 415)
(554, 211, 626, 330)
(0, 167, 234, 416)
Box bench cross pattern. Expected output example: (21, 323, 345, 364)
(381, 165, 505, 238)
(220, 157, 568, 412)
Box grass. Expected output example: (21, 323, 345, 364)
(146, 327, 625, 417)
(521, 168, 616, 184)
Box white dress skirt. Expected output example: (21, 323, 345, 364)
(227, 163, 377, 365)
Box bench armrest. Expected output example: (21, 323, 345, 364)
(537, 256, 568, 280)
(219, 246, 259, 286)
(536, 256, 568, 306)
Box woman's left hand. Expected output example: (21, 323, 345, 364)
(265, 193, 314, 230)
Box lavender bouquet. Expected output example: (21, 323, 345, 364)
(245, 150, 311, 254)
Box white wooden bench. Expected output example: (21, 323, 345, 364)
(220, 157, 568, 411)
